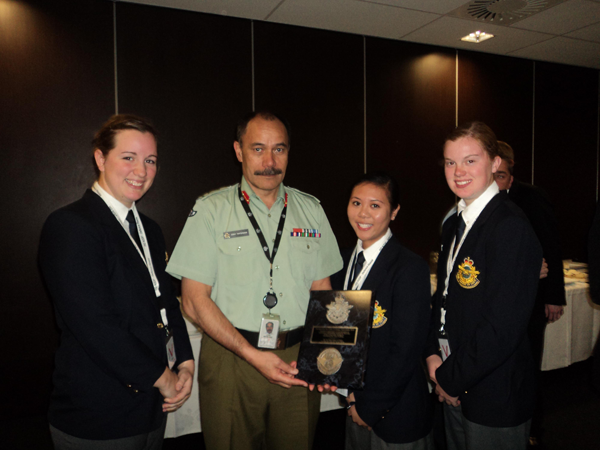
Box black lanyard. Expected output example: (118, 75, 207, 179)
(237, 186, 288, 306)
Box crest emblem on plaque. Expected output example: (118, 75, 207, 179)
(456, 257, 480, 289)
(326, 293, 353, 324)
(317, 348, 344, 375)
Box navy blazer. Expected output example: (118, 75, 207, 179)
(332, 236, 433, 444)
(426, 192, 542, 428)
(39, 190, 193, 440)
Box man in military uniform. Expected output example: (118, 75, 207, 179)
(167, 111, 343, 450)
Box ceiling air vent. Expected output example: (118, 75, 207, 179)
(449, 0, 568, 26)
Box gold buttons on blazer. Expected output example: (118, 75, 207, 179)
(157, 323, 164, 329)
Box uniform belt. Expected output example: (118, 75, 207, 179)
(236, 327, 304, 350)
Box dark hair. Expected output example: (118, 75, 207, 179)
(92, 114, 157, 177)
(445, 121, 499, 160)
(349, 171, 400, 210)
(235, 111, 291, 146)
(497, 141, 515, 175)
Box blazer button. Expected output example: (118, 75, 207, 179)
(157, 323, 164, 329)
(127, 384, 132, 388)
(134, 389, 139, 393)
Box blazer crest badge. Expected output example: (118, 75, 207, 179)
(456, 257, 480, 289)
(372, 300, 388, 328)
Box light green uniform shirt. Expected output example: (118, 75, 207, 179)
(167, 177, 343, 332)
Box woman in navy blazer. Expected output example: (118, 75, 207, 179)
(425, 122, 542, 450)
(39, 115, 194, 449)
(331, 172, 433, 449)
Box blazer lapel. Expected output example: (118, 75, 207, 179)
(459, 192, 507, 247)
(85, 190, 157, 298)
(360, 237, 399, 293)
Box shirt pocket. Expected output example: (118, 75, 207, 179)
(288, 238, 321, 284)
(216, 236, 263, 286)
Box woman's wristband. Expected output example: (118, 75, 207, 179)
(346, 401, 356, 410)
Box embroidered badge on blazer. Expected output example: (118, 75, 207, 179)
(372, 301, 388, 328)
(456, 257, 480, 289)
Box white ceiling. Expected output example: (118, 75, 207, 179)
(120, 0, 600, 69)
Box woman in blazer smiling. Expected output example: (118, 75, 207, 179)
(332, 172, 433, 449)
(39, 115, 194, 449)
(425, 122, 542, 450)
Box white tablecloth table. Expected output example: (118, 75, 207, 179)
(165, 319, 202, 438)
(541, 282, 600, 371)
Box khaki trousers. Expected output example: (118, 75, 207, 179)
(199, 335, 321, 450)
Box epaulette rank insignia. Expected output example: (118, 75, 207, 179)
(372, 301, 387, 328)
(456, 257, 480, 289)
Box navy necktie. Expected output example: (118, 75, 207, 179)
(454, 212, 466, 256)
(126, 210, 144, 255)
(351, 251, 365, 288)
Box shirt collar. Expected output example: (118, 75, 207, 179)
(240, 176, 285, 206)
(92, 181, 135, 225)
(457, 181, 499, 227)
(356, 228, 392, 263)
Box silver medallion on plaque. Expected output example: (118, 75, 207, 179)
(326, 293, 354, 324)
(317, 347, 344, 375)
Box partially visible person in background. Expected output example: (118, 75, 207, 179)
(39, 114, 194, 450)
(332, 172, 433, 449)
(426, 122, 542, 450)
(494, 141, 566, 448)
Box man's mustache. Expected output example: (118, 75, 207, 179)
(254, 168, 283, 176)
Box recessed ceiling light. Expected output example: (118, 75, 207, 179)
(461, 30, 494, 43)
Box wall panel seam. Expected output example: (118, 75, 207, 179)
(455, 51, 458, 128)
(532, 62, 535, 185)
(113, 2, 118, 114)
(596, 71, 600, 202)
(251, 21, 255, 112)
(363, 36, 367, 174)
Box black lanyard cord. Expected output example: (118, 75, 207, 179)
(237, 186, 288, 282)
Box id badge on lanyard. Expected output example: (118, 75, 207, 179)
(258, 313, 280, 350)
(438, 297, 451, 361)
(166, 334, 177, 369)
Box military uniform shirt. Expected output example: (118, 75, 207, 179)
(167, 177, 343, 332)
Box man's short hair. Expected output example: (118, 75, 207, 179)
(497, 141, 515, 175)
(235, 111, 291, 146)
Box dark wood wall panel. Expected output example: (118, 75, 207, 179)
(366, 38, 456, 260)
(116, 4, 252, 251)
(0, 0, 114, 418)
(458, 51, 535, 182)
(534, 62, 599, 261)
(253, 22, 364, 249)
